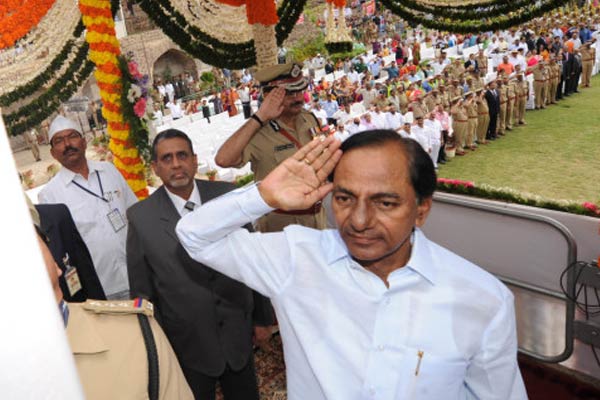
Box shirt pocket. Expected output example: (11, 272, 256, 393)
(401, 347, 468, 400)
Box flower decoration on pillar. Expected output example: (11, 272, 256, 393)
(79, 0, 148, 199)
(325, 0, 353, 54)
(215, 0, 279, 68)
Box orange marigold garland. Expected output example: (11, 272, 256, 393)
(0, 0, 56, 49)
(79, 0, 148, 199)
(215, 0, 279, 67)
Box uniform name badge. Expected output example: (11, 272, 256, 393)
(107, 208, 126, 232)
(63, 253, 82, 297)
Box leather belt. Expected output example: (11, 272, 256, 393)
(274, 201, 322, 216)
(535, 80, 546, 82)
(500, 101, 507, 104)
(468, 116, 477, 119)
(454, 119, 468, 122)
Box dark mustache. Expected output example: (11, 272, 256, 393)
(63, 146, 78, 156)
(292, 101, 304, 107)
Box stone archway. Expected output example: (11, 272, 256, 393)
(152, 48, 197, 85)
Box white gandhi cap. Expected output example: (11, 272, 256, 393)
(48, 115, 80, 142)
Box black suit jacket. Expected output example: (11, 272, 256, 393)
(126, 180, 274, 376)
(464, 59, 478, 72)
(35, 204, 106, 302)
(485, 89, 500, 116)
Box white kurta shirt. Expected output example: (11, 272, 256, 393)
(39, 161, 137, 297)
(176, 184, 527, 400)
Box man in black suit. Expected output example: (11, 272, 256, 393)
(464, 53, 479, 74)
(562, 47, 575, 96)
(35, 202, 106, 302)
(484, 79, 500, 140)
(126, 129, 274, 400)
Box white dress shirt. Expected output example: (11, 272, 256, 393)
(164, 182, 202, 217)
(312, 108, 328, 127)
(385, 111, 404, 130)
(410, 124, 432, 153)
(39, 161, 138, 298)
(369, 111, 387, 129)
(176, 184, 527, 400)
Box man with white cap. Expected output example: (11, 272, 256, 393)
(39, 115, 137, 299)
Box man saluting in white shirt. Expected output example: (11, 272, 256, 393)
(176, 130, 527, 400)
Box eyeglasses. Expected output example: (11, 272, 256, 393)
(51, 131, 82, 147)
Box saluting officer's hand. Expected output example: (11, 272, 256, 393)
(258, 136, 342, 211)
(255, 86, 286, 121)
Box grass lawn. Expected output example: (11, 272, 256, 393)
(438, 74, 600, 204)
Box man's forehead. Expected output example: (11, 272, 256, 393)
(53, 129, 80, 137)
(156, 137, 192, 153)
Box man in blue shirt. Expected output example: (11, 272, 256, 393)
(383, 61, 400, 79)
(320, 93, 340, 126)
(368, 57, 382, 79)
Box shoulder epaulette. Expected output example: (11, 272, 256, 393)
(82, 297, 154, 317)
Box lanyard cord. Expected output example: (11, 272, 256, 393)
(72, 171, 108, 203)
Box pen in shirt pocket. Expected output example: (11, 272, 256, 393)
(414, 350, 424, 376)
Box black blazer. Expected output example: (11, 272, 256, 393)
(35, 204, 106, 302)
(485, 89, 500, 116)
(126, 180, 274, 376)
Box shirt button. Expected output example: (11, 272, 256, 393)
(377, 345, 385, 351)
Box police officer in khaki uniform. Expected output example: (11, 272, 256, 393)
(216, 63, 326, 232)
(547, 57, 559, 105)
(496, 76, 507, 135)
(475, 88, 490, 145)
(24, 129, 41, 162)
(465, 92, 478, 150)
(35, 228, 193, 400)
(531, 61, 547, 109)
(438, 84, 450, 111)
(409, 91, 428, 119)
(505, 76, 516, 131)
(476, 49, 488, 78)
(580, 41, 596, 88)
(450, 96, 468, 155)
(515, 73, 529, 125)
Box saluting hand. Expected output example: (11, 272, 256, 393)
(255, 87, 286, 121)
(258, 136, 342, 211)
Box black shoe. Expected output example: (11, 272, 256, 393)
(439, 160, 446, 164)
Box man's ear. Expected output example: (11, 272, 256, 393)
(415, 197, 433, 227)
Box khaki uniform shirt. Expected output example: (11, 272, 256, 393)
(423, 95, 438, 112)
(532, 65, 545, 81)
(67, 300, 193, 400)
(476, 55, 488, 74)
(477, 97, 489, 114)
(451, 104, 468, 122)
(499, 85, 508, 104)
(240, 110, 326, 231)
(439, 91, 450, 109)
(580, 46, 594, 62)
(552, 63, 562, 81)
(410, 100, 428, 118)
(506, 83, 516, 102)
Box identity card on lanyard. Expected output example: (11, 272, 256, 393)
(73, 171, 126, 232)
